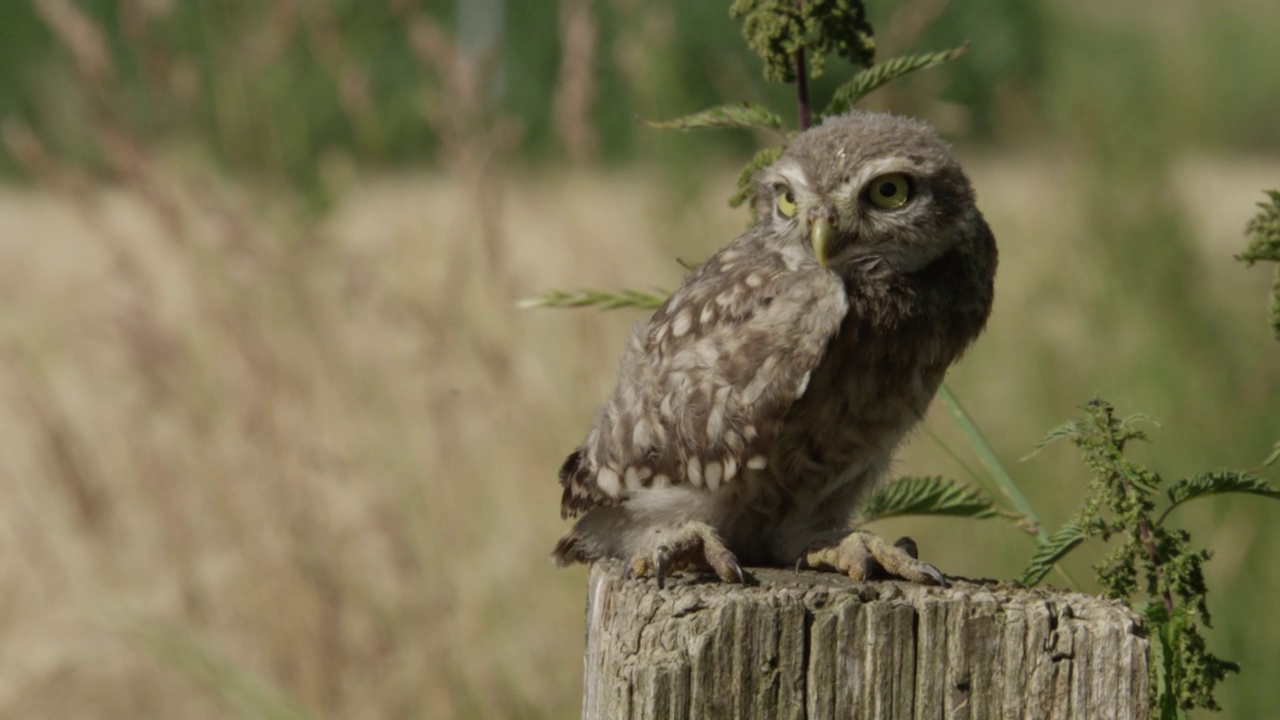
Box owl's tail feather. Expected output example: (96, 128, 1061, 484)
(551, 529, 587, 567)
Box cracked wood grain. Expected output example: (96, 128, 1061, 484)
(581, 561, 1148, 719)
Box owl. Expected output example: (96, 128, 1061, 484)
(552, 110, 997, 588)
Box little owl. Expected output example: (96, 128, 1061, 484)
(552, 110, 997, 588)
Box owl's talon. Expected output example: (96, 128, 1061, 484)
(654, 545, 672, 590)
(624, 521, 742, 588)
(920, 562, 949, 589)
(721, 556, 745, 584)
(803, 530, 947, 587)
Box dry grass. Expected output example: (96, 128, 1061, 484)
(0, 144, 1276, 718)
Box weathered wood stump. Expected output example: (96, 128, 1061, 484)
(582, 560, 1148, 719)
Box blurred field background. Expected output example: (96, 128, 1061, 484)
(0, 0, 1278, 718)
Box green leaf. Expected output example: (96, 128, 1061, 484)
(641, 102, 785, 133)
(1237, 190, 1280, 338)
(858, 476, 997, 523)
(517, 288, 668, 311)
(1018, 521, 1088, 587)
(1141, 602, 1181, 720)
(823, 44, 968, 116)
(1159, 470, 1280, 523)
(1020, 419, 1088, 460)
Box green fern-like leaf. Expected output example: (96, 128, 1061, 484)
(1160, 470, 1280, 523)
(517, 288, 668, 311)
(823, 44, 968, 116)
(1023, 408, 1157, 461)
(731, 143, 787, 210)
(1237, 189, 1280, 338)
(857, 476, 997, 523)
(642, 102, 785, 133)
(1018, 521, 1088, 587)
(1021, 418, 1089, 459)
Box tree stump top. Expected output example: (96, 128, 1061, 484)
(582, 560, 1148, 719)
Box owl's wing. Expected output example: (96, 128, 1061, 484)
(559, 238, 848, 518)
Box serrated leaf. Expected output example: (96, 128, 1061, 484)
(1120, 412, 1161, 429)
(1159, 470, 1280, 523)
(1020, 418, 1087, 460)
(517, 288, 668, 311)
(1018, 521, 1087, 587)
(642, 102, 785, 132)
(1238, 190, 1280, 338)
(858, 476, 997, 523)
(824, 44, 968, 116)
(1143, 602, 1181, 720)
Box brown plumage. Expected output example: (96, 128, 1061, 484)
(552, 111, 997, 587)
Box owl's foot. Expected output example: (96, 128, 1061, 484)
(801, 530, 948, 587)
(624, 521, 744, 590)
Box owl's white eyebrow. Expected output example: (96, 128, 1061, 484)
(772, 163, 811, 196)
(831, 157, 928, 202)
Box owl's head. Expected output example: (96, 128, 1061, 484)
(755, 111, 981, 276)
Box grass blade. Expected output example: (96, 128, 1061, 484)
(938, 384, 1045, 542)
(125, 616, 314, 720)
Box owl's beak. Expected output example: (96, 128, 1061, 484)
(810, 213, 834, 268)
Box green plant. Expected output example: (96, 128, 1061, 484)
(1018, 400, 1278, 715)
(1238, 190, 1280, 339)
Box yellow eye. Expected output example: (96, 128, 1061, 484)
(776, 186, 798, 218)
(866, 173, 912, 209)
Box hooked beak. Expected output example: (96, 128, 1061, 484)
(810, 213, 834, 268)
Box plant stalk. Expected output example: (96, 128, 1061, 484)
(794, 0, 811, 130)
(1132, 488, 1176, 615)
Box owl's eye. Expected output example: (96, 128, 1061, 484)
(866, 173, 912, 209)
(776, 186, 798, 218)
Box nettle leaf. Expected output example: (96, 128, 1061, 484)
(1238, 190, 1280, 265)
(1237, 189, 1280, 338)
(1021, 419, 1088, 460)
(517, 288, 668, 311)
(1161, 470, 1280, 522)
(858, 476, 997, 523)
(1018, 521, 1088, 587)
(642, 102, 785, 133)
(824, 44, 968, 116)
(1141, 602, 1182, 720)
(731, 144, 787, 210)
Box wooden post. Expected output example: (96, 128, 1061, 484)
(581, 560, 1148, 719)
